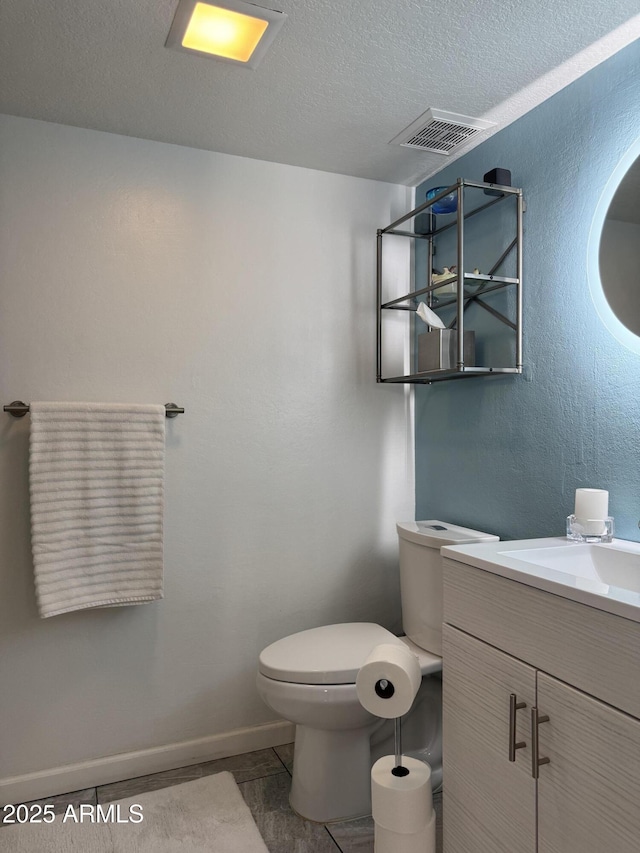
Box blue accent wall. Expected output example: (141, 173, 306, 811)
(415, 38, 640, 542)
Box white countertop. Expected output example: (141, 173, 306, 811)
(442, 536, 640, 623)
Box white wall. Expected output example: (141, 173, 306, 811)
(0, 115, 413, 796)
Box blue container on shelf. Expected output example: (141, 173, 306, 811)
(426, 186, 457, 215)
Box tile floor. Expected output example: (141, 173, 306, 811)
(1, 743, 443, 852)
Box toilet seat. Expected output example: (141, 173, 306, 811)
(258, 622, 405, 685)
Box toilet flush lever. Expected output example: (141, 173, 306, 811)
(508, 693, 527, 761)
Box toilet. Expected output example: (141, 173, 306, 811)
(256, 520, 498, 823)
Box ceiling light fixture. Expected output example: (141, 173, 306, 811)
(166, 0, 286, 69)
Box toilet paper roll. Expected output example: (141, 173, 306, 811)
(375, 808, 436, 853)
(371, 755, 433, 835)
(356, 643, 421, 719)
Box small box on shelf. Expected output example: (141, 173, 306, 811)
(418, 330, 475, 372)
(483, 168, 511, 196)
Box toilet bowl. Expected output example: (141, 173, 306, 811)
(257, 521, 498, 823)
(257, 622, 442, 823)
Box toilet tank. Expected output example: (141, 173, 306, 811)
(397, 520, 499, 656)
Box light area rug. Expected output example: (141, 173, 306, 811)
(0, 772, 269, 852)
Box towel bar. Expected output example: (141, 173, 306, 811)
(4, 401, 184, 418)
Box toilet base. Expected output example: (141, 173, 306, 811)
(290, 722, 380, 823)
(288, 674, 443, 822)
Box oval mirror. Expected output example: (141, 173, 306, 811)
(588, 137, 640, 352)
(599, 154, 640, 336)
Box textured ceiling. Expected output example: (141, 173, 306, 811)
(1, 0, 639, 185)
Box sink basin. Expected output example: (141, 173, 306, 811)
(499, 542, 640, 594)
(441, 537, 640, 622)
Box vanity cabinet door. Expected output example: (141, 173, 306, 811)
(537, 672, 640, 853)
(443, 625, 536, 853)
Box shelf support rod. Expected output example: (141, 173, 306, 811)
(376, 229, 383, 382)
(516, 192, 524, 370)
(456, 180, 465, 369)
(488, 237, 517, 278)
(472, 299, 517, 330)
(427, 232, 435, 317)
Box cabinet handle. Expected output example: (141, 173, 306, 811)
(508, 693, 527, 761)
(531, 707, 551, 779)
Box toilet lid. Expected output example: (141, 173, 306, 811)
(258, 623, 403, 685)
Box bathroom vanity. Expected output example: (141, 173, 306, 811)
(440, 538, 640, 853)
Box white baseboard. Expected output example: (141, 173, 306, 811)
(0, 719, 295, 806)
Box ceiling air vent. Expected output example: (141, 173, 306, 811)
(390, 108, 495, 155)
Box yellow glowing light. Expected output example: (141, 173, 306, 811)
(182, 3, 269, 62)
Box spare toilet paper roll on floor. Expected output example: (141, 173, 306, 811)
(372, 755, 435, 853)
(356, 643, 422, 718)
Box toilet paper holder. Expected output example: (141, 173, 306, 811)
(359, 645, 422, 775)
(372, 677, 409, 776)
(369, 666, 436, 852)
(373, 677, 408, 774)
(392, 717, 409, 777)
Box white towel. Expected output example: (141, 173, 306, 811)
(29, 402, 165, 618)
